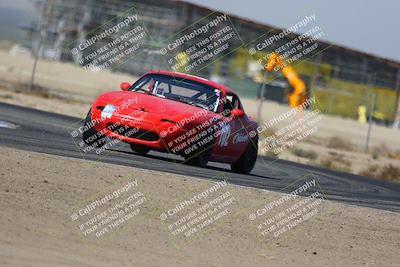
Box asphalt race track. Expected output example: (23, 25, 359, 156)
(1, 102, 399, 212)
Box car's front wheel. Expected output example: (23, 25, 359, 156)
(184, 135, 213, 168)
(185, 147, 212, 167)
(231, 137, 258, 174)
(82, 109, 106, 148)
(130, 144, 150, 155)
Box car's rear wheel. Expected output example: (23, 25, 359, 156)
(231, 137, 258, 174)
(82, 109, 106, 148)
(130, 144, 150, 155)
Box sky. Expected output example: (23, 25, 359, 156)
(0, 0, 35, 42)
(0, 0, 399, 62)
(185, 0, 400, 62)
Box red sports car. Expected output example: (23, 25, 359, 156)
(82, 71, 258, 174)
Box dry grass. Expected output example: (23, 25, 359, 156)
(327, 151, 352, 167)
(258, 128, 279, 158)
(0, 93, 14, 99)
(318, 153, 352, 173)
(327, 136, 354, 151)
(291, 148, 318, 160)
(359, 164, 400, 183)
(302, 136, 324, 146)
(371, 144, 400, 160)
(0, 80, 87, 104)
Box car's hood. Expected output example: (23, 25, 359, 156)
(96, 91, 214, 120)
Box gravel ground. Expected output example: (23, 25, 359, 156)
(0, 146, 399, 267)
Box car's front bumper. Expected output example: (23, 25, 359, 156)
(92, 107, 186, 152)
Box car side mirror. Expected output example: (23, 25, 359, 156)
(120, 82, 131, 91)
(231, 109, 245, 118)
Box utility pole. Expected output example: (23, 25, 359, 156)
(309, 53, 322, 97)
(364, 72, 377, 153)
(256, 71, 267, 122)
(393, 69, 400, 129)
(28, 0, 46, 91)
(364, 93, 376, 152)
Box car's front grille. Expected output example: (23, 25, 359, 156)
(107, 123, 159, 141)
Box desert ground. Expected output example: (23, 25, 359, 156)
(0, 48, 399, 181)
(1, 146, 400, 267)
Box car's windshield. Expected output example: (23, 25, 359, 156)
(130, 74, 222, 112)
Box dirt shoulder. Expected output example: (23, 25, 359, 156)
(0, 146, 399, 267)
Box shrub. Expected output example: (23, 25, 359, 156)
(359, 164, 400, 182)
(327, 136, 353, 151)
(291, 148, 318, 160)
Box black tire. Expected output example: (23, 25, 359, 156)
(130, 144, 150, 155)
(82, 109, 106, 148)
(231, 137, 258, 174)
(184, 134, 213, 168)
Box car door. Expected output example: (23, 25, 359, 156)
(211, 93, 249, 162)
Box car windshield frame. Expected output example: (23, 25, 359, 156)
(129, 74, 222, 113)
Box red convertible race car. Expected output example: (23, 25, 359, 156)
(82, 71, 258, 174)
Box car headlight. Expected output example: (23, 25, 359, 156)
(101, 105, 116, 119)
